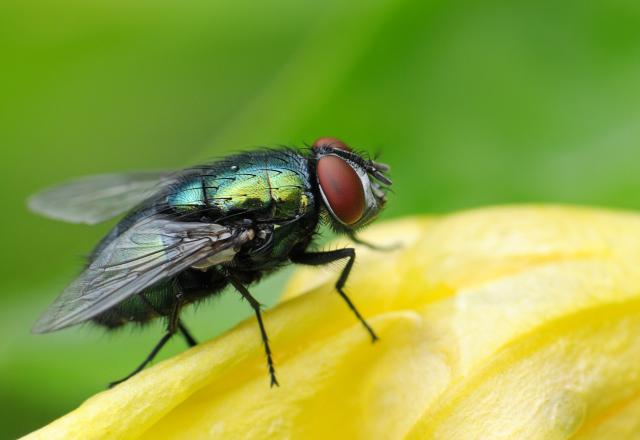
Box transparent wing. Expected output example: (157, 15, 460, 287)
(33, 217, 253, 333)
(27, 172, 172, 224)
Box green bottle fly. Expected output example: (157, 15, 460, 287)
(28, 138, 392, 387)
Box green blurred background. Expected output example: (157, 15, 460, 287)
(2, 0, 640, 437)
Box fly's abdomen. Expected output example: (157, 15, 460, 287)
(92, 269, 229, 329)
(92, 282, 175, 328)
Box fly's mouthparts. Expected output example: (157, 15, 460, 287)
(372, 185, 386, 199)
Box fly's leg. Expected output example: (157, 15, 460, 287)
(227, 276, 279, 387)
(139, 291, 198, 348)
(108, 302, 182, 388)
(173, 278, 198, 347)
(178, 322, 197, 347)
(149, 279, 199, 347)
(291, 248, 378, 342)
(108, 332, 174, 388)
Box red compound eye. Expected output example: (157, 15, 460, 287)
(317, 155, 365, 225)
(312, 137, 351, 151)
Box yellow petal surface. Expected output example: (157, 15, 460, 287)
(24, 206, 640, 439)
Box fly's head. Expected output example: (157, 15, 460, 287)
(311, 137, 392, 232)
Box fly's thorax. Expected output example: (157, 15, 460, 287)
(266, 170, 313, 220)
(167, 150, 315, 223)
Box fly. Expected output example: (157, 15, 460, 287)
(28, 137, 392, 387)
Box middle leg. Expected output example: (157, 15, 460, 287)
(227, 276, 279, 387)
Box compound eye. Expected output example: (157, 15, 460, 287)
(317, 155, 365, 225)
(312, 137, 351, 151)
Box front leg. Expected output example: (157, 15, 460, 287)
(290, 248, 378, 342)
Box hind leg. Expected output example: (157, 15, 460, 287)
(108, 298, 184, 388)
(178, 321, 197, 347)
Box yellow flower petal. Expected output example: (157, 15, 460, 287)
(24, 206, 640, 439)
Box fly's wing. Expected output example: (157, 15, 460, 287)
(27, 172, 173, 225)
(32, 217, 253, 333)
